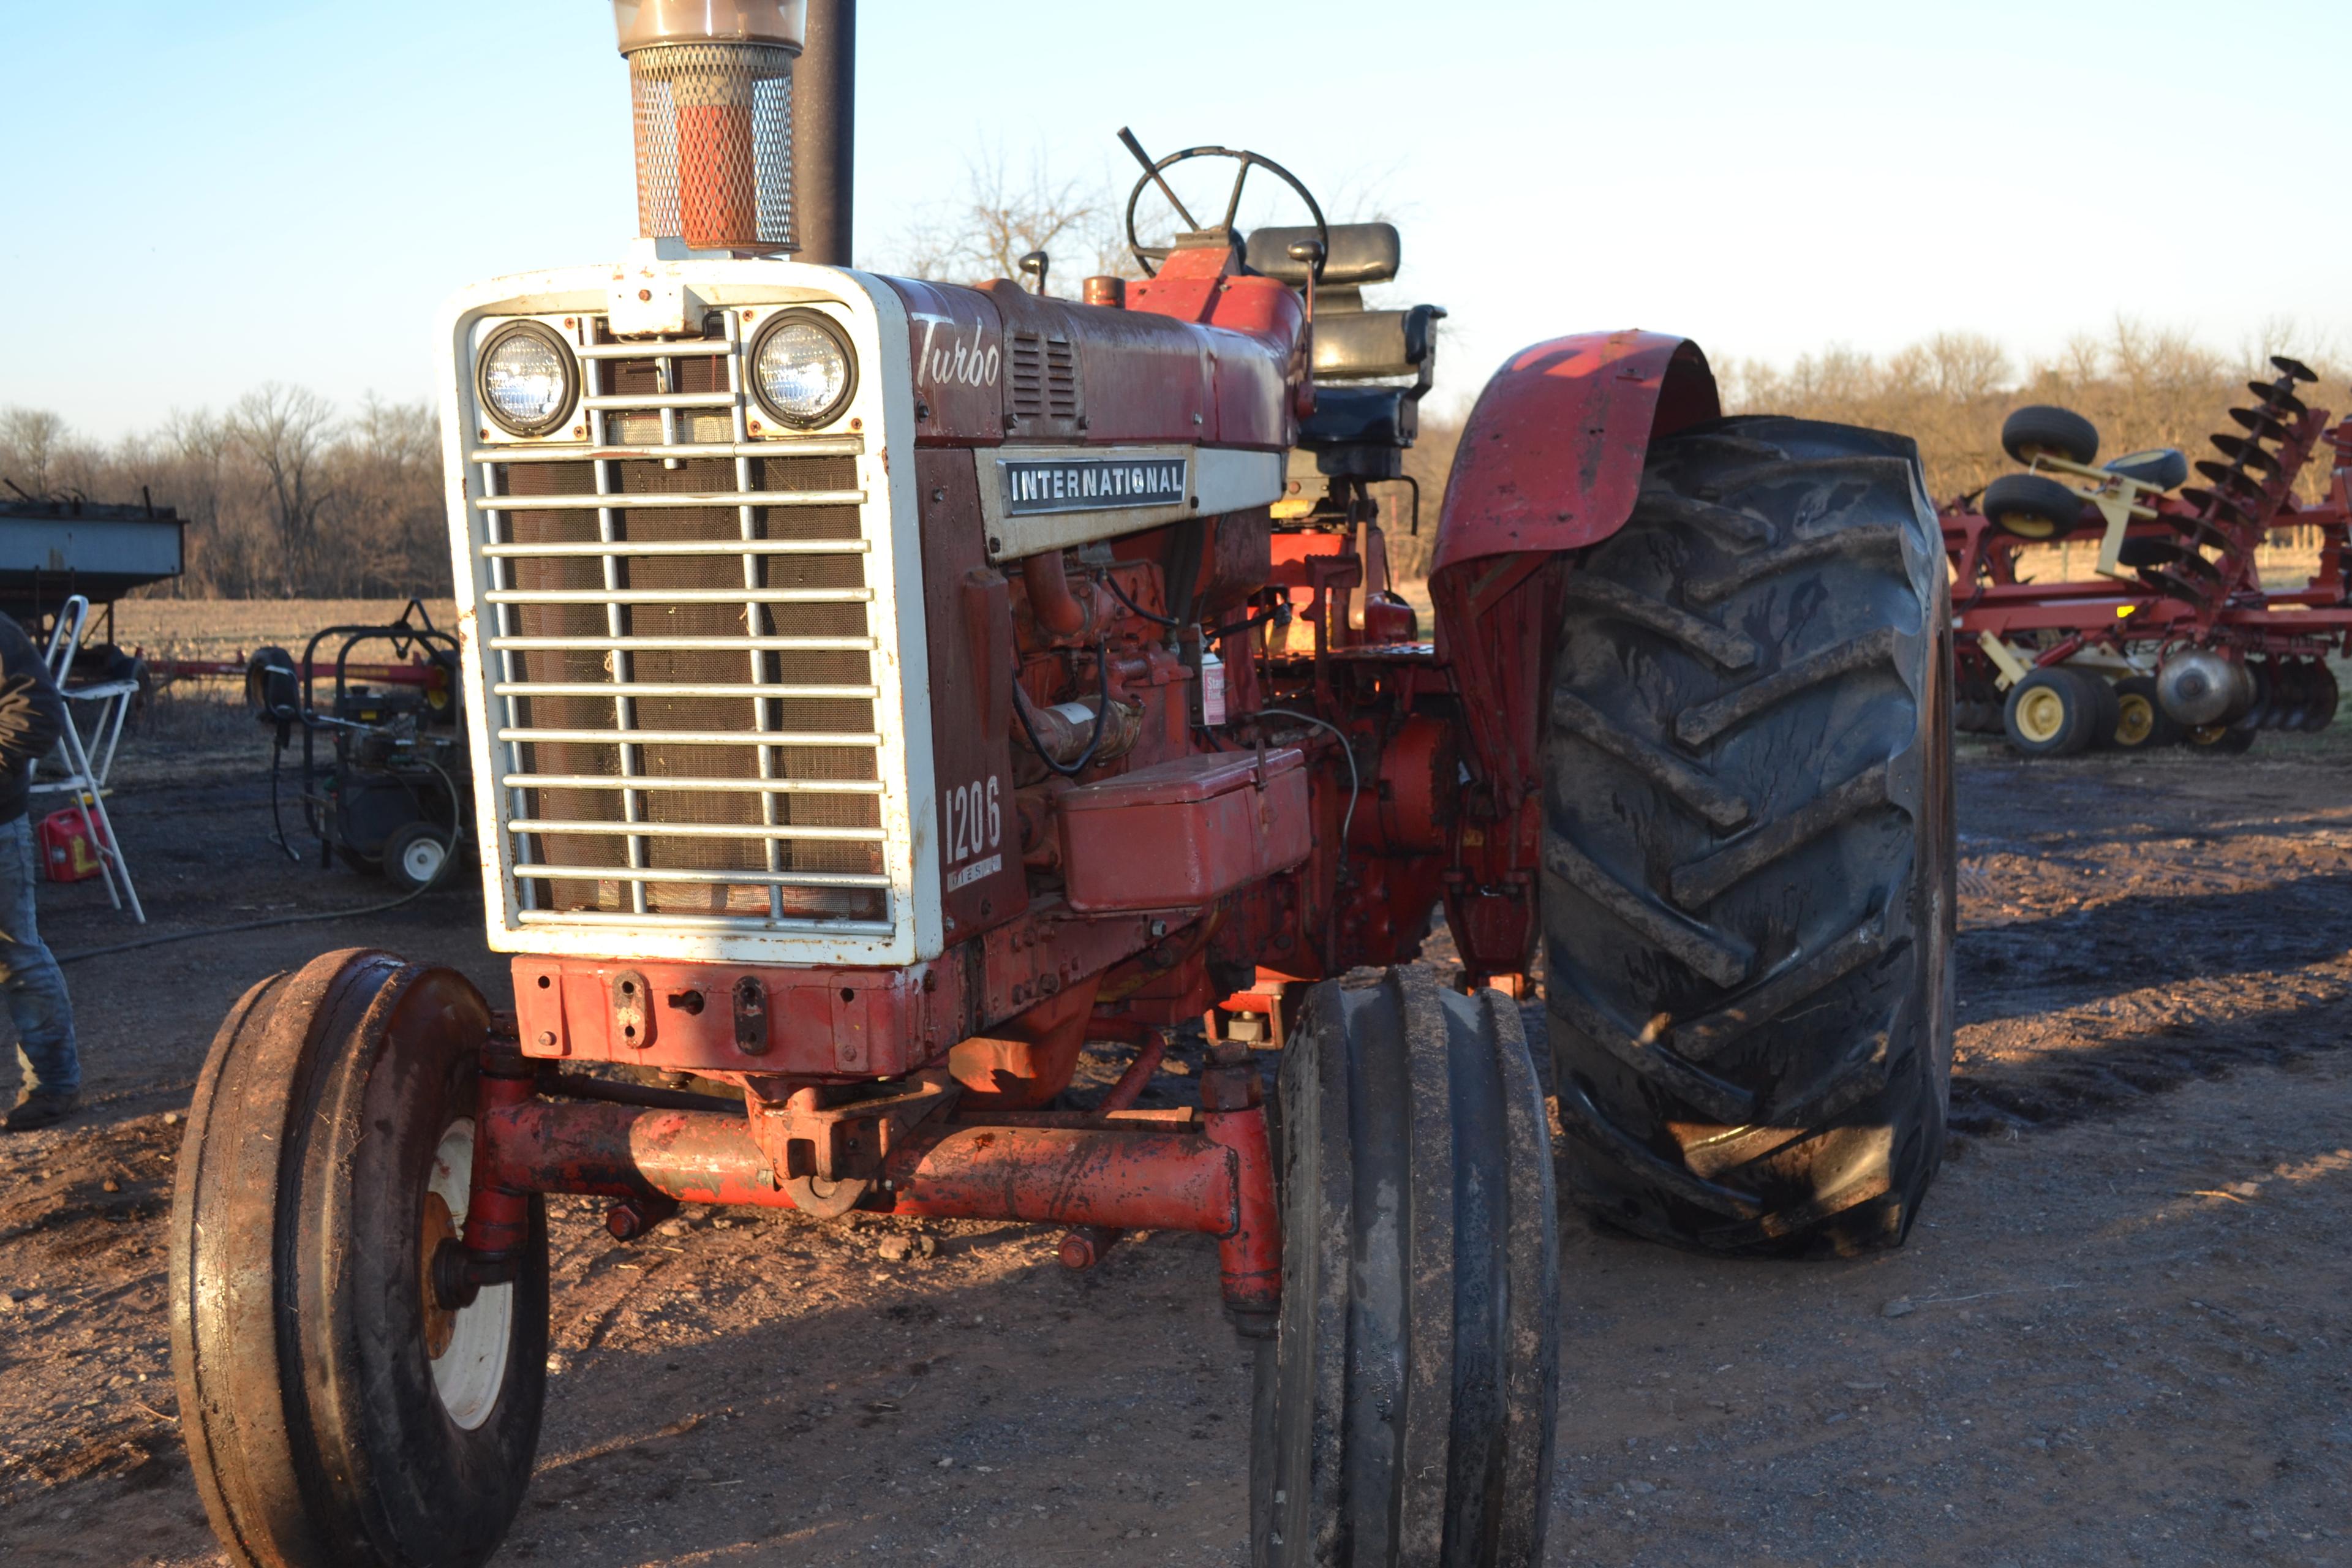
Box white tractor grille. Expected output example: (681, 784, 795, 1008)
(469, 312, 892, 935)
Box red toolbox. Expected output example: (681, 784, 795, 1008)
(1057, 747, 1311, 913)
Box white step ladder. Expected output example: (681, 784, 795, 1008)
(31, 595, 144, 923)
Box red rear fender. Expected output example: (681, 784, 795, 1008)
(1422, 331, 1719, 981)
(1432, 330, 1719, 579)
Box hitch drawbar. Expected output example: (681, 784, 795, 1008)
(455, 1047, 1281, 1325)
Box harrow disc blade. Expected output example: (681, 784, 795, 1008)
(2192, 462, 2267, 503)
(2229, 407, 2290, 443)
(2250, 381, 2309, 418)
(2272, 354, 2319, 383)
(2305, 662, 2340, 733)
(2143, 567, 2214, 603)
(2210, 434, 2282, 475)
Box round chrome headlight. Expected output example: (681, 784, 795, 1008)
(749, 312, 856, 428)
(477, 321, 578, 437)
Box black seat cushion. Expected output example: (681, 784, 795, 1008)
(1300, 385, 1419, 449)
(1245, 223, 1401, 287)
(1312, 306, 1439, 380)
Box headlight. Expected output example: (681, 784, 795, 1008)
(477, 321, 578, 437)
(749, 312, 856, 428)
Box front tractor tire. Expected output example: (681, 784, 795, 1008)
(1541, 417, 1956, 1257)
(1253, 967, 1559, 1566)
(170, 950, 549, 1568)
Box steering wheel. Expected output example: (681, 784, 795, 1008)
(1121, 141, 1329, 281)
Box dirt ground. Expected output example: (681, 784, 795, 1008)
(4, 705, 2352, 1566)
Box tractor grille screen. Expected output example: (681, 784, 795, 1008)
(471, 318, 889, 934)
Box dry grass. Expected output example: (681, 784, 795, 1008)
(91, 600, 458, 785)
(111, 598, 459, 664)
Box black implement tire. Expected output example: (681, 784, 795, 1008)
(2003, 668, 2102, 758)
(170, 950, 548, 1568)
(2002, 404, 2100, 466)
(2104, 447, 2190, 491)
(2185, 722, 2256, 755)
(2080, 669, 2122, 747)
(1540, 417, 1954, 1258)
(1252, 968, 1558, 1565)
(1983, 472, 2087, 540)
(2111, 675, 2180, 750)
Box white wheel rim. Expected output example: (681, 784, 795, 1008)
(402, 835, 447, 886)
(428, 1119, 514, 1431)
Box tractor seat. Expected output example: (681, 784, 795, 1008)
(1246, 222, 1401, 289)
(1297, 304, 1444, 455)
(1246, 222, 1444, 478)
(1311, 306, 1439, 381)
(1302, 385, 1420, 449)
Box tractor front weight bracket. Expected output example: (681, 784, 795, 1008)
(456, 1033, 1283, 1330)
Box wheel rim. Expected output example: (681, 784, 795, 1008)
(425, 1119, 514, 1431)
(402, 835, 447, 887)
(2114, 693, 2155, 747)
(2001, 513, 2057, 540)
(2016, 685, 2067, 743)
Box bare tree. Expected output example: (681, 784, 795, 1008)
(0, 407, 69, 497)
(896, 147, 1142, 287)
(324, 396, 445, 595)
(227, 383, 339, 592)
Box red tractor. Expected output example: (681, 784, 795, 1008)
(167, 4, 1956, 1563)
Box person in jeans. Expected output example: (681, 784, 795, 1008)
(0, 613, 74, 1131)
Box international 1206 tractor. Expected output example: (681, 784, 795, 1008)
(168, 4, 1957, 1563)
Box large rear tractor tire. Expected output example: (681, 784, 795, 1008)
(1253, 967, 1559, 1566)
(170, 950, 549, 1568)
(1540, 417, 1955, 1257)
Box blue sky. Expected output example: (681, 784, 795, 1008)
(7, 0, 2349, 438)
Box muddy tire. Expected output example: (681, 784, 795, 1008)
(2111, 675, 2180, 750)
(170, 950, 548, 1568)
(1252, 967, 1558, 1565)
(1540, 417, 1954, 1257)
(2003, 668, 2103, 758)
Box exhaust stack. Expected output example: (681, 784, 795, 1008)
(790, 0, 854, 265)
(611, 1, 805, 254)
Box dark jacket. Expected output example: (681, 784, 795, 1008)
(0, 616, 66, 824)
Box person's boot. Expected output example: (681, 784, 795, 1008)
(4, 1089, 78, 1132)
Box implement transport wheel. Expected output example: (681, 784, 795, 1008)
(1982, 472, 2086, 540)
(2000, 404, 2100, 466)
(1541, 417, 1954, 1257)
(2109, 675, 2180, 751)
(2002, 668, 2104, 758)
(170, 950, 549, 1568)
(1252, 967, 1559, 1566)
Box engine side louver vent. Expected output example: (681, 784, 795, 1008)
(1047, 337, 1077, 419)
(1009, 332, 1046, 419)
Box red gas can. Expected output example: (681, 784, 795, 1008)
(38, 806, 111, 884)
